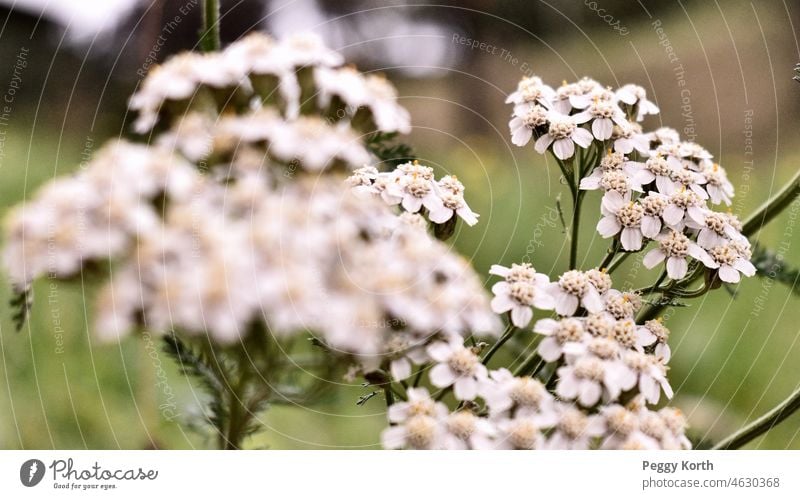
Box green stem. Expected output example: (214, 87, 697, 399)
(513, 350, 542, 376)
(383, 384, 395, 406)
(199, 0, 221, 52)
(713, 384, 800, 449)
(606, 251, 632, 274)
(599, 241, 620, 271)
(741, 168, 800, 237)
(482, 324, 516, 365)
(569, 191, 584, 270)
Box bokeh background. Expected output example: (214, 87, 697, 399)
(1, 0, 799, 449)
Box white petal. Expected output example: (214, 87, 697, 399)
(489, 265, 510, 277)
(534, 134, 554, 154)
(533, 318, 559, 335)
(572, 128, 594, 148)
(601, 190, 625, 213)
(429, 364, 457, 388)
(734, 259, 756, 277)
(511, 306, 534, 328)
(491, 294, 514, 314)
(553, 138, 575, 160)
(578, 382, 602, 407)
(428, 205, 454, 224)
(620, 227, 643, 251)
(662, 205, 684, 225)
(718, 265, 740, 283)
(597, 216, 622, 238)
(666, 257, 688, 279)
(581, 287, 604, 313)
(390, 358, 412, 381)
(511, 126, 533, 147)
(641, 216, 662, 239)
(537, 337, 563, 362)
(427, 342, 452, 362)
(555, 293, 579, 316)
(381, 426, 407, 449)
(454, 377, 478, 401)
(592, 118, 613, 140)
(642, 248, 666, 269)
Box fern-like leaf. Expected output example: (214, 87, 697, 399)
(752, 244, 800, 295)
(162, 334, 228, 435)
(10, 284, 33, 331)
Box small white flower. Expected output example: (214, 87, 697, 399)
(636, 319, 671, 362)
(546, 270, 605, 316)
(585, 267, 614, 296)
(442, 410, 496, 449)
(534, 113, 594, 160)
(381, 414, 444, 449)
(635, 155, 676, 194)
(611, 122, 649, 155)
(603, 290, 641, 320)
(662, 188, 706, 227)
(490, 415, 547, 450)
(615, 84, 659, 121)
(556, 355, 620, 407)
(533, 318, 587, 362)
(546, 404, 605, 449)
(707, 243, 756, 283)
(618, 351, 673, 404)
(573, 98, 628, 140)
(429, 176, 479, 226)
(642, 229, 717, 279)
(638, 192, 669, 238)
(505, 76, 555, 107)
(597, 195, 646, 251)
(600, 404, 660, 450)
(479, 368, 556, 418)
(580, 168, 643, 206)
(702, 163, 735, 205)
(490, 263, 553, 327)
(387, 387, 448, 423)
(689, 210, 745, 248)
(509, 103, 550, 146)
(427, 339, 488, 400)
(667, 167, 709, 199)
(645, 127, 681, 147)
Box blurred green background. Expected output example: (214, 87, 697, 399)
(1, 0, 800, 449)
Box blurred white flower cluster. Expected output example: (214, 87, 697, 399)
(3, 32, 499, 371)
(508, 75, 754, 283)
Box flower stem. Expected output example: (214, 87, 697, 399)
(513, 349, 542, 376)
(713, 384, 800, 449)
(482, 324, 516, 365)
(199, 0, 221, 52)
(741, 167, 800, 237)
(569, 191, 584, 270)
(606, 250, 632, 274)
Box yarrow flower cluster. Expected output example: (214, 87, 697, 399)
(347, 162, 480, 227)
(3, 33, 500, 385)
(507, 74, 754, 284)
(382, 268, 690, 450)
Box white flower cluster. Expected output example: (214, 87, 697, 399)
(508, 75, 754, 283)
(4, 33, 499, 369)
(382, 383, 689, 450)
(130, 32, 409, 135)
(347, 162, 480, 227)
(507, 77, 656, 158)
(382, 267, 690, 450)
